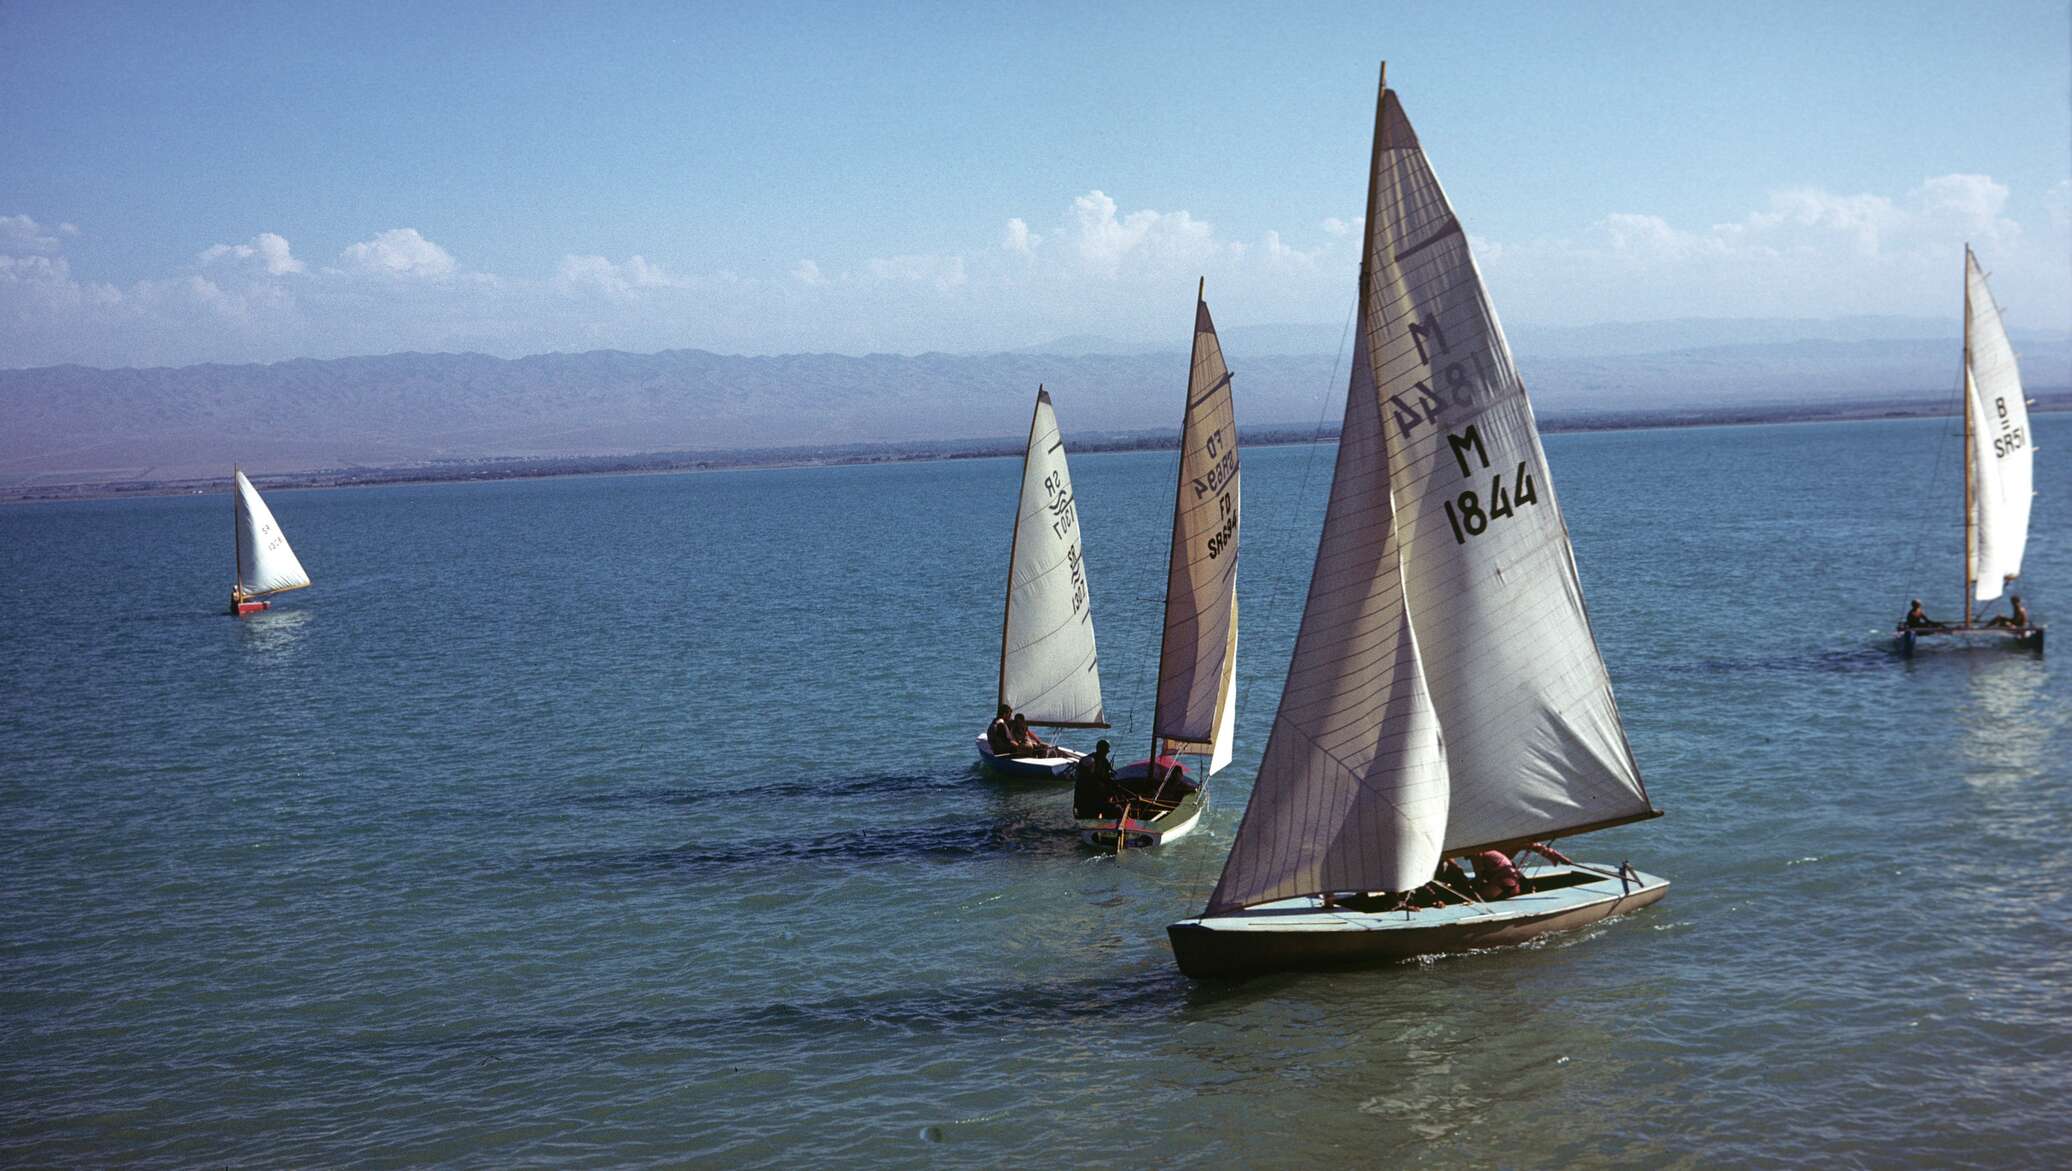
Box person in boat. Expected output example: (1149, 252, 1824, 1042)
(1467, 849, 1525, 901)
(1074, 739, 1115, 786)
(1902, 599, 1945, 630)
(1987, 594, 2030, 629)
(1007, 712, 1056, 758)
(985, 704, 1017, 755)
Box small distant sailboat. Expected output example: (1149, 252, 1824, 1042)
(1895, 247, 2044, 656)
(229, 468, 311, 615)
(1075, 283, 1239, 848)
(976, 388, 1108, 779)
(1167, 66, 1666, 978)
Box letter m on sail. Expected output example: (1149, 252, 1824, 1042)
(1408, 316, 1449, 364)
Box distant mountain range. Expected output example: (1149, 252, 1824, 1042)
(4, 316, 2066, 489)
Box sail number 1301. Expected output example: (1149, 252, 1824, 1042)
(1440, 424, 1538, 545)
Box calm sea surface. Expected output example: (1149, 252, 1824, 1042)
(3, 414, 2067, 1167)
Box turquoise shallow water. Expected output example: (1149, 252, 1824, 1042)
(2, 415, 2067, 1167)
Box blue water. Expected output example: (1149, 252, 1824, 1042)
(3, 415, 2067, 1167)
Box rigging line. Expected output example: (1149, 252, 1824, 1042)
(1897, 366, 1967, 609)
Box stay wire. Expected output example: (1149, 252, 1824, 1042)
(1895, 367, 1968, 614)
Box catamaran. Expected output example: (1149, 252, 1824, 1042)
(1167, 66, 1667, 978)
(1894, 247, 2044, 656)
(976, 387, 1108, 778)
(1075, 283, 1239, 848)
(229, 468, 311, 615)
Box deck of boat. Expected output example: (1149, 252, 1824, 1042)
(1893, 624, 2045, 656)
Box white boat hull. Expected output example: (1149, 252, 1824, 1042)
(1168, 863, 1668, 978)
(973, 734, 1081, 780)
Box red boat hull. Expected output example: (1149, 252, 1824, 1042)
(233, 600, 270, 615)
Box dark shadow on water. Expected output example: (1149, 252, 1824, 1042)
(1690, 644, 1902, 676)
(534, 810, 1084, 877)
(563, 770, 957, 808)
(353, 966, 1196, 1058)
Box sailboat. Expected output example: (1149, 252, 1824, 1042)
(1075, 282, 1239, 848)
(1167, 66, 1667, 978)
(1894, 247, 2044, 656)
(976, 388, 1108, 778)
(229, 468, 312, 615)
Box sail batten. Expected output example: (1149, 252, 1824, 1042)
(999, 389, 1105, 728)
(233, 470, 311, 599)
(1205, 75, 1653, 915)
(1151, 296, 1241, 773)
(1963, 248, 2033, 603)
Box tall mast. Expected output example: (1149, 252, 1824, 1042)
(1961, 246, 1975, 628)
(231, 466, 242, 603)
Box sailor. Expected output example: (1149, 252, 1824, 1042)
(985, 704, 1017, 754)
(1008, 712, 1052, 758)
(1076, 739, 1115, 786)
(1902, 599, 1943, 630)
(1987, 594, 2030, 629)
(1468, 849, 1524, 901)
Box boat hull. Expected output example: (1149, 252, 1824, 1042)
(232, 599, 270, 615)
(1080, 786, 1204, 848)
(973, 734, 1081, 780)
(1167, 864, 1668, 979)
(1893, 624, 2045, 657)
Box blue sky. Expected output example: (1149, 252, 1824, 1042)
(3, 0, 2067, 368)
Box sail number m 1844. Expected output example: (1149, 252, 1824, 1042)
(1439, 424, 1538, 545)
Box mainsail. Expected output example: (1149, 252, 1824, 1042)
(999, 389, 1106, 728)
(234, 469, 311, 599)
(1207, 73, 1654, 913)
(1964, 247, 2033, 603)
(1152, 293, 1241, 775)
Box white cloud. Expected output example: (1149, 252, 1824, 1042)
(1, 214, 73, 254)
(556, 253, 692, 299)
(1066, 189, 1221, 278)
(1002, 217, 1038, 256)
(199, 232, 305, 275)
(866, 253, 967, 290)
(338, 228, 457, 278)
(4, 171, 2066, 371)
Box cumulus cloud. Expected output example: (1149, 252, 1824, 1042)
(1, 214, 76, 254)
(4, 170, 2066, 370)
(1002, 217, 1038, 256)
(1066, 189, 1223, 278)
(338, 228, 457, 278)
(556, 253, 692, 299)
(1474, 173, 2050, 324)
(200, 232, 305, 275)
(866, 253, 967, 290)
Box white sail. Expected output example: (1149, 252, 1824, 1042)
(1965, 249, 2033, 602)
(234, 469, 311, 598)
(1208, 325, 1449, 911)
(1207, 75, 1653, 912)
(1153, 296, 1240, 773)
(1000, 389, 1105, 727)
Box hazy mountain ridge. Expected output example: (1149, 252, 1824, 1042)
(5, 319, 2067, 487)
